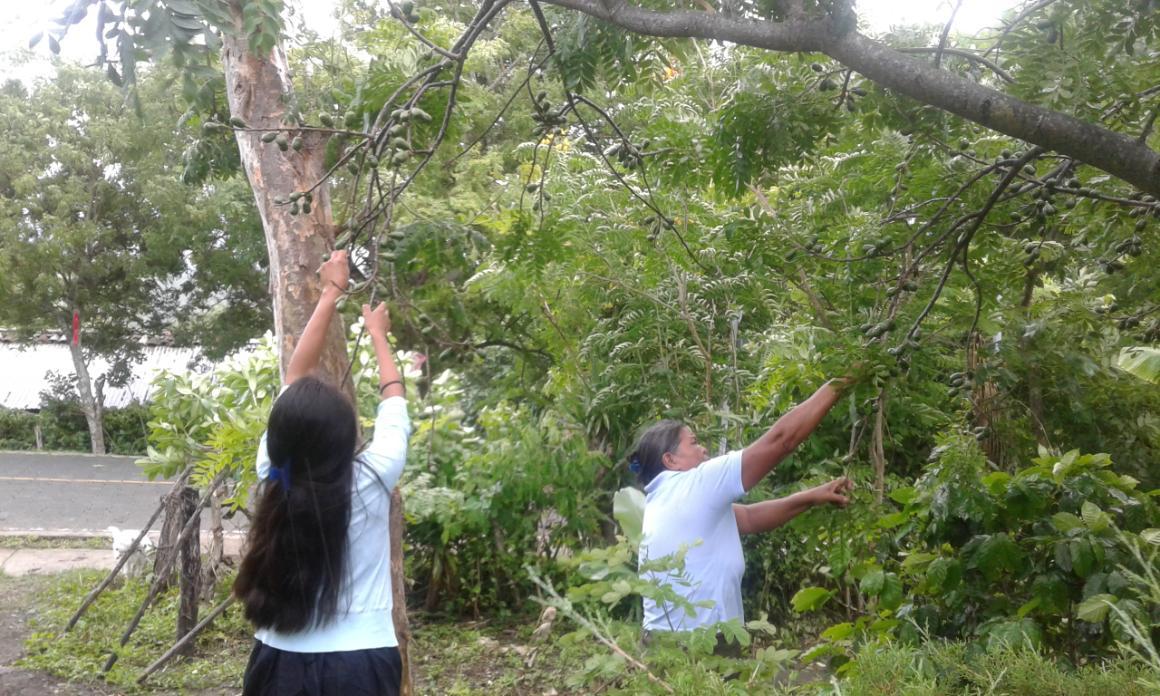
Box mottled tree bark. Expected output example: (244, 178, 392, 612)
(67, 339, 105, 455)
(221, 6, 412, 691)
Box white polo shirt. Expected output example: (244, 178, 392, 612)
(252, 396, 410, 652)
(640, 450, 746, 632)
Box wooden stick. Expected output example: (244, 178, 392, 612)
(63, 464, 194, 633)
(102, 473, 224, 674)
(136, 595, 235, 685)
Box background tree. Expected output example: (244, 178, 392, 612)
(0, 65, 267, 453)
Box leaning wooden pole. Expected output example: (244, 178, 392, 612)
(101, 473, 225, 674)
(136, 595, 236, 685)
(63, 464, 194, 633)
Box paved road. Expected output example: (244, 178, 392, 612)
(0, 451, 179, 534)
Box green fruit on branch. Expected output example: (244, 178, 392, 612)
(291, 136, 304, 151)
(261, 130, 279, 143)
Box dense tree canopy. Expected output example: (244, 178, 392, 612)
(26, 0, 1159, 690)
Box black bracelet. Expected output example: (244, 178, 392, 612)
(378, 379, 403, 394)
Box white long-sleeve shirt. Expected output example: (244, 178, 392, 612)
(253, 396, 411, 652)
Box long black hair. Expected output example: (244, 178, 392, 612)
(233, 376, 357, 633)
(628, 419, 686, 487)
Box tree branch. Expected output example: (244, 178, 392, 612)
(537, 0, 1160, 195)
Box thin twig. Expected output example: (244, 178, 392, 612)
(897, 46, 1013, 84)
(934, 0, 965, 71)
(136, 596, 235, 684)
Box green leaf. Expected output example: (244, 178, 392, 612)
(1117, 346, 1160, 384)
(986, 619, 1043, 650)
(1051, 512, 1084, 533)
(820, 622, 855, 641)
(901, 552, 936, 573)
(1080, 501, 1111, 533)
(888, 486, 916, 505)
(791, 586, 835, 613)
(1070, 538, 1096, 578)
(1076, 594, 1117, 623)
(880, 573, 903, 610)
(972, 533, 1024, 581)
(1140, 529, 1160, 545)
(860, 568, 885, 596)
(612, 487, 645, 545)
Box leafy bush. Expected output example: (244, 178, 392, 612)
(0, 403, 149, 455)
(793, 438, 1159, 668)
(0, 407, 37, 449)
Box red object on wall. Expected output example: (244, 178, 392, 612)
(72, 311, 80, 345)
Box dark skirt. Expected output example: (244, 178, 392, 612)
(242, 639, 402, 696)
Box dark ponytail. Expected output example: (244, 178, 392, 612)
(233, 376, 357, 633)
(628, 419, 686, 487)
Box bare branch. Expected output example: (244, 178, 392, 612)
(934, 0, 965, 70)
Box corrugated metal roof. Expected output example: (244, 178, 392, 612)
(0, 341, 205, 410)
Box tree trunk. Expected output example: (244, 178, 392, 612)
(220, 7, 412, 691)
(154, 484, 186, 591)
(67, 339, 105, 455)
(176, 486, 201, 654)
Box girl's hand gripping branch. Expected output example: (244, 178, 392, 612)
(364, 302, 404, 400)
(285, 251, 351, 385)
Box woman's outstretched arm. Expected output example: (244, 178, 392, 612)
(733, 478, 853, 534)
(740, 378, 851, 492)
(284, 250, 350, 385)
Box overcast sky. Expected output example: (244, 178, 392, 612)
(3, 0, 1021, 84)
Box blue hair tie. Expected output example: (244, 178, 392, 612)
(268, 465, 291, 489)
(628, 455, 642, 474)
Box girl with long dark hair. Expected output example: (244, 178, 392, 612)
(234, 250, 410, 695)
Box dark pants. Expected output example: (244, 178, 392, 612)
(243, 640, 402, 696)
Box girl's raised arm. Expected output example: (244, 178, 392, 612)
(284, 250, 350, 385)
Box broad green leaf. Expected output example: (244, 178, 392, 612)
(859, 568, 885, 596)
(820, 622, 855, 641)
(791, 586, 835, 613)
(972, 533, 1024, 581)
(880, 572, 903, 610)
(1076, 594, 1117, 623)
(1081, 501, 1111, 533)
(1051, 512, 1084, 533)
(612, 487, 645, 545)
(1140, 529, 1160, 545)
(986, 619, 1043, 650)
(1070, 538, 1096, 578)
(888, 486, 916, 505)
(1117, 346, 1160, 384)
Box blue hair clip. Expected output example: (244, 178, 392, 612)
(268, 465, 291, 489)
(628, 455, 642, 474)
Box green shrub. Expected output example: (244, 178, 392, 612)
(0, 407, 37, 449)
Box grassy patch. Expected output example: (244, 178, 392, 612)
(18, 569, 250, 693)
(0, 535, 110, 550)
(410, 613, 586, 695)
(840, 640, 1157, 696)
